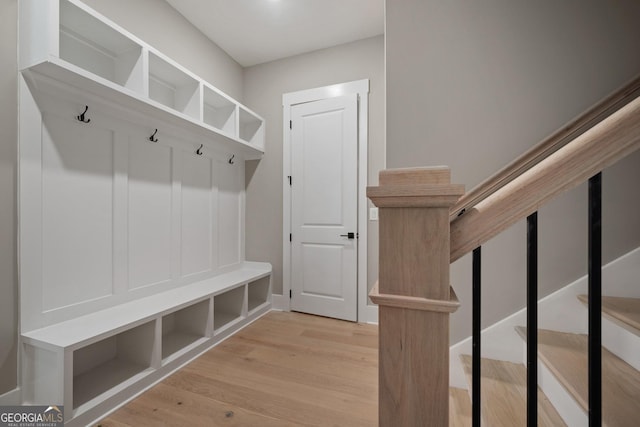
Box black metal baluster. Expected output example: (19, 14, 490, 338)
(588, 173, 602, 426)
(527, 212, 538, 426)
(472, 246, 482, 427)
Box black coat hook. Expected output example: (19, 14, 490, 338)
(228, 154, 235, 164)
(196, 144, 204, 155)
(149, 129, 159, 142)
(77, 105, 90, 123)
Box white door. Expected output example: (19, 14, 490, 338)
(290, 94, 358, 321)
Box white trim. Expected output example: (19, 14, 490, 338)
(0, 388, 21, 405)
(602, 315, 640, 371)
(361, 304, 378, 324)
(282, 79, 370, 321)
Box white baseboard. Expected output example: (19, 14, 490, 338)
(361, 304, 378, 324)
(0, 388, 21, 405)
(271, 294, 289, 311)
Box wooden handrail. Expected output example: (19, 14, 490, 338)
(450, 95, 640, 262)
(369, 76, 640, 427)
(450, 74, 640, 219)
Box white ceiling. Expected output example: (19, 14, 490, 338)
(165, 0, 384, 67)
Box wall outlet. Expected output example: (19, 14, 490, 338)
(369, 207, 379, 221)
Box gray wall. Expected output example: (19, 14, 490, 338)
(0, 0, 18, 396)
(0, 0, 242, 397)
(385, 0, 640, 343)
(243, 35, 385, 297)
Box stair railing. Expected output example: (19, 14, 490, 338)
(368, 89, 640, 426)
(450, 74, 640, 220)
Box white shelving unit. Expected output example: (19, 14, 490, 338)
(21, 263, 272, 426)
(203, 84, 237, 136)
(17, 1, 271, 425)
(148, 52, 201, 120)
(239, 106, 265, 150)
(73, 321, 155, 411)
(58, 0, 145, 95)
(19, 0, 265, 158)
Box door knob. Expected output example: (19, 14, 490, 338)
(340, 232, 355, 239)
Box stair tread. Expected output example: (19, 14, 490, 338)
(577, 294, 640, 334)
(515, 326, 640, 427)
(449, 387, 471, 427)
(460, 354, 565, 427)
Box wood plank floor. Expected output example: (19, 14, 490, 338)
(96, 311, 471, 426)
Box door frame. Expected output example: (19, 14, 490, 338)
(281, 79, 369, 322)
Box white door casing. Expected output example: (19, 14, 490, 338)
(282, 79, 374, 323)
(290, 94, 358, 321)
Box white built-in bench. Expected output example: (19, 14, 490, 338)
(21, 262, 271, 427)
(18, 1, 271, 425)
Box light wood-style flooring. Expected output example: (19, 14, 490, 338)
(96, 311, 471, 426)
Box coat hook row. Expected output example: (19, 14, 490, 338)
(149, 129, 159, 143)
(196, 144, 204, 155)
(76, 105, 90, 123)
(228, 154, 235, 164)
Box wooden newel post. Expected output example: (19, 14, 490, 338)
(368, 167, 464, 426)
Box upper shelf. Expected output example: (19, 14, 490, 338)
(19, 0, 265, 160)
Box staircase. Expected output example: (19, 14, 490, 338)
(453, 292, 640, 426)
(520, 325, 639, 426)
(369, 74, 640, 426)
(445, 246, 640, 426)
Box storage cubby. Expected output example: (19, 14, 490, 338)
(239, 107, 265, 147)
(203, 85, 236, 135)
(20, 0, 265, 162)
(149, 52, 201, 120)
(214, 286, 246, 333)
(20, 262, 271, 426)
(59, 0, 144, 94)
(162, 299, 210, 362)
(248, 276, 271, 313)
(72, 321, 155, 410)
(20, 0, 270, 423)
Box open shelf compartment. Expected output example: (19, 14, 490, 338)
(248, 276, 271, 313)
(59, 0, 144, 94)
(161, 299, 210, 363)
(149, 52, 201, 120)
(72, 320, 155, 410)
(214, 286, 246, 333)
(239, 107, 264, 148)
(203, 85, 237, 136)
